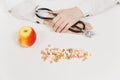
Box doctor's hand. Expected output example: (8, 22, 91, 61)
(43, 14, 92, 34)
(50, 7, 84, 33)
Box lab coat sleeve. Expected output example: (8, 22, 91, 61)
(76, 0, 117, 17)
(9, 0, 44, 23)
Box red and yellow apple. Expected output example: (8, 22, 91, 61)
(18, 26, 36, 47)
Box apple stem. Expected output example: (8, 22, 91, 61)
(24, 30, 28, 32)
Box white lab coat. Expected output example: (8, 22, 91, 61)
(76, 0, 120, 17)
(7, 0, 120, 23)
(8, 0, 84, 23)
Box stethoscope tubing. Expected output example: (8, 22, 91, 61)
(35, 8, 86, 33)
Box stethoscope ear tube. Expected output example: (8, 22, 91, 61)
(35, 8, 86, 33)
(35, 8, 54, 20)
(69, 21, 85, 33)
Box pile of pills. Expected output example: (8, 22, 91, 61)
(40, 45, 92, 63)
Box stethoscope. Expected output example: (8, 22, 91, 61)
(35, 6, 95, 37)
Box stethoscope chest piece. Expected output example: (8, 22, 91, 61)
(35, 6, 95, 38)
(84, 31, 95, 38)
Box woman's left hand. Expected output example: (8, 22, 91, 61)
(50, 7, 84, 33)
(43, 13, 92, 34)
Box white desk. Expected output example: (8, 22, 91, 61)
(0, 1, 120, 80)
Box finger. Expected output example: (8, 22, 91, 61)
(43, 13, 54, 26)
(84, 22, 93, 30)
(62, 22, 73, 33)
(53, 18, 64, 32)
(56, 21, 69, 32)
(51, 15, 61, 28)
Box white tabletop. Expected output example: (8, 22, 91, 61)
(0, 1, 120, 80)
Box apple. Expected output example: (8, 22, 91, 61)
(18, 26, 36, 47)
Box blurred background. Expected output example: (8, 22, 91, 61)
(0, 0, 120, 80)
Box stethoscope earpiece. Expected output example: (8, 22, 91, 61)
(35, 7, 93, 36)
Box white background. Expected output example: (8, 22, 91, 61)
(0, 0, 120, 80)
